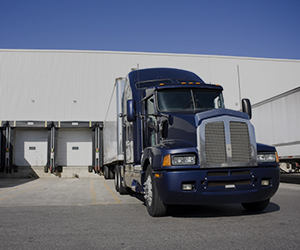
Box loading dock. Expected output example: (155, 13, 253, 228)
(56, 121, 102, 173)
(8, 121, 51, 176)
(57, 128, 92, 166)
(0, 121, 103, 178)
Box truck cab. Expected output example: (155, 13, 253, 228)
(113, 68, 280, 217)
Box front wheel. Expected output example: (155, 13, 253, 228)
(144, 167, 167, 217)
(242, 199, 270, 212)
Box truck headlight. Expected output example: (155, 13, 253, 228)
(172, 154, 196, 166)
(257, 152, 277, 163)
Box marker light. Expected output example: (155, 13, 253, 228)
(275, 152, 279, 162)
(154, 173, 163, 178)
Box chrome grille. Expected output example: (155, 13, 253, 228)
(205, 122, 226, 164)
(204, 120, 252, 165)
(230, 122, 251, 162)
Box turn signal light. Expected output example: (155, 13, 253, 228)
(162, 155, 171, 166)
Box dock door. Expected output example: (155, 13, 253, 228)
(56, 122, 95, 167)
(14, 129, 48, 167)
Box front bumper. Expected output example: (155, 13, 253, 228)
(154, 166, 280, 205)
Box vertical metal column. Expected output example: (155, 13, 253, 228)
(99, 123, 103, 171)
(5, 125, 13, 173)
(46, 123, 57, 173)
(50, 125, 55, 172)
(91, 122, 103, 174)
(95, 124, 100, 173)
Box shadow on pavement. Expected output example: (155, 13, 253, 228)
(280, 173, 300, 185)
(128, 189, 280, 218)
(166, 202, 280, 218)
(0, 178, 37, 189)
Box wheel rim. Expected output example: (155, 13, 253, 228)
(144, 175, 153, 207)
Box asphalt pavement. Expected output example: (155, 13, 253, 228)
(1, 177, 300, 250)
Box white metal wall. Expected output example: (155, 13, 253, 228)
(1, 49, 299, 122)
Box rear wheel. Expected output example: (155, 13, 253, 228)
(242, 199, 270, 212)
(109, 167, 115, 179)
(144, 167, 167, 217)
(114, 165, 119, 192)
(117, 165, 129, 195)
(104, 165, 109, 179)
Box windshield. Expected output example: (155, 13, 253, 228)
(157, 88, 224, 112)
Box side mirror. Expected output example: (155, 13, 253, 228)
(159, 119, 168, 139)
(242, 98, 252, 119)
(127, 100, 136, 122)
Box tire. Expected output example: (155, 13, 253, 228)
(114, 165, 119, 192)
(144, 167, 167, 217)
(104, 165, 109, 179)
(117, 165, 129, 195)
(242, 199, 270, 212)
(109, 167, 115, 179)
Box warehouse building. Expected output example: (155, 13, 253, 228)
(0, 49, 299, 177)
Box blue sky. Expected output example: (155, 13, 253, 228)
(0, 0, 299, 59)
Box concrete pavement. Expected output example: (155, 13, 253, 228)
(0, 177, 141, 207)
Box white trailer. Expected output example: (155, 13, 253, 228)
(102, 78, 125, 179)
(252, 86, 300, 173)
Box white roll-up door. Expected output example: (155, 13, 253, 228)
(57, 128, 92, 166)
(14, 129, 48, 166)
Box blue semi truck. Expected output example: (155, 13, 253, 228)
(103, 68, 280, 217)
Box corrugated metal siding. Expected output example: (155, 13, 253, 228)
(0, 49, 300, 121)
(251, 88, 300, 157)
